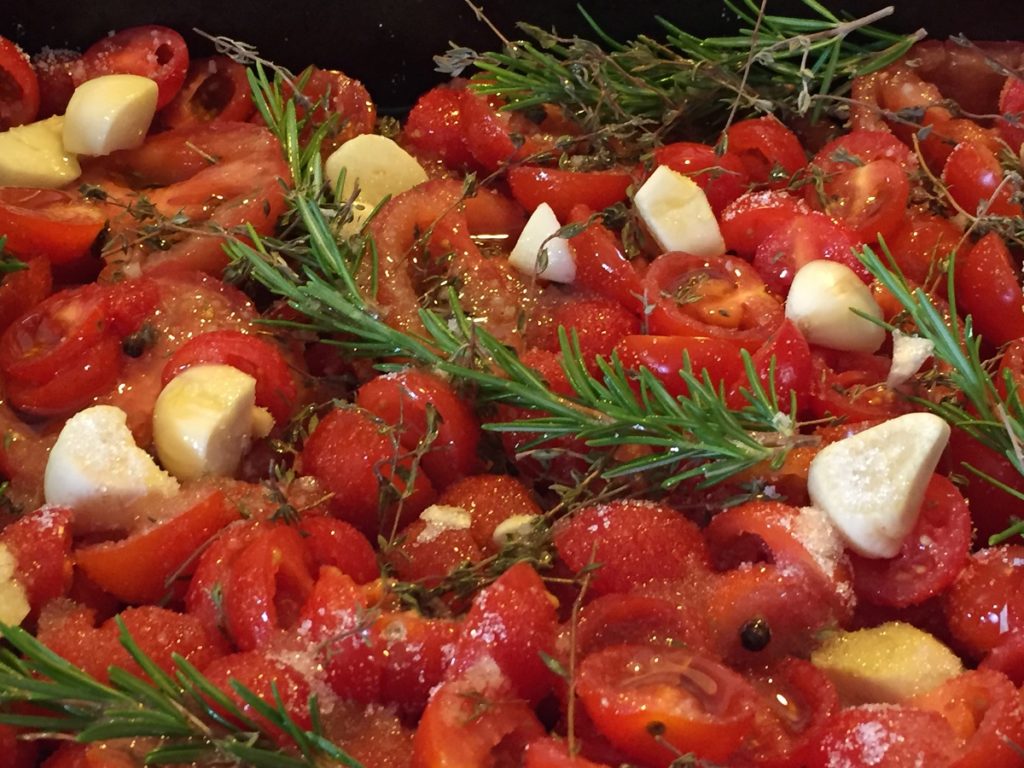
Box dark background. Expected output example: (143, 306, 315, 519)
(6, 1, 1024, 111)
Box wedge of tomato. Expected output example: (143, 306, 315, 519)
(0, 36, 40, 129)
(0, 188, 106, 263)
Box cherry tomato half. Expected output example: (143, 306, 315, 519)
(0, 36, 40, 129)
(81, 25, 189, 109)
(0, 188, 106, 264)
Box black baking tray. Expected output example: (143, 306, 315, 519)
(6, 1, 1024, 113)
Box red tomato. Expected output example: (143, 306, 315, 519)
(804, 703, 958, 768)
(412, 677, 545, 768)
(553, 500, 709, 596)
(0, 505, 72, 613)
(162, 329, 297, 423)
(461, 90, 518, 172)
(0, 36, 40, 129)
(942, 140, 1022, 218)
(321, 701, 415, 768)
(81, 25, 189, 109)
(719, 190, 811, 258)
(573, 589, 714, 657)
(356, 368, 482, 489)
(507, 166, 632, 220)
(223, 524, 315, 650)
(644, 251, 783, 348)
(184, 520, 260, 640)
(912, 669, 1024, 768)
(567, 204, 644, 313)
(293, 67, 376, 151)
(577, 644, 757, 765)
(0, 188, 106, 263)
(42, 744, 133, 768)
(653, 141, 750, 214)
(0, 255, 51, 336)
(724, 116, 806, 189)
(705, 563, 844, 664)
(954, 232, 1024, 347)
(74, 489, 240, 604)
(386, 515, 483, 588)
(201, 651, 312, 737)
(811, 158, 909, 242)
(752, 211, 866, 296)
(96, 122, 291, 275)
(451, 563, 558, 703)
(528, 295, 640, 360)
(850, 474, 972, 608)
(403, 85, 475, 167)
(300, 407, 436, 535)
(808, 352, 908, 422)
(997, 76, 1024, 151)
(374, 611, 461, 713)
(886, 212, 966, 286)
(296, 516, 378, 584)
(158, 55, 255, 128)
(38, 601, 223, 684)
(945, 427, 1024, 543)
(811, 130, 917, 172)
(727, 318, 813, 413)
(0, 724, 36, 768)
(616, 334, 746, 399)
(525, 738, 611, 768)
(739, 659, 839, 768)
(437, 473, 542, 553)
(31, 48, 83, 119)
(946, 545, 1024, 658)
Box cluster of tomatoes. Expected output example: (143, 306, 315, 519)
(1, 19, 1024, 768)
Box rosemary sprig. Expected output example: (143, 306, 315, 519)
(450, 0, 924, 144)
(0, 621, 364, 767)
(228, 201, 797, 490)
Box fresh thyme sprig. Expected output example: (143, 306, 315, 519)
(0, 621, 364, 768)
(447, 0, 923, 145)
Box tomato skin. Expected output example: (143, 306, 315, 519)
(724, 116, 806, 189)
(38, 601, 224, 684)
(997, 76, 1024, 151)
(813, 157, 909, 242)
(31, 48, 83, 119)
(804, 703, 959, 768)
(223, 524, 315, 651)
(404, 85, 475, 167)
(727, 318, 813, 413)
(752, 211, 866, 296)
(954, 232, 1024, 347)
(0, 36, 40, 129)
(296, 516, 378, 584)
(808, 351, 908, 423)
(163, 329, 298, 424)
(644, 251, 783, 348)
(201, 651, 312, 736)
(301, 407, 436, 535)
(578, 644, 757, 765)
(0, 724, 37, 768)
(437, 473, 542, 553)
(412, 677, 545, 768)
(719, 190, 811, 258)
(850, 474, 972, 608)
(553, 500, 710, 596)
(0, 259, 51, 341)
(886, 212, 965, 286)
(74, 489, 240, 604)
(0, 188, 106, 263)
(616, 334, 746, 399)
(460, 90, 518, 172)
(529, 295, 640, 361)
(525, 739, 612, 768)
(912, 669, 1024, 768)
(945, 427, 1024, 543)
(739, 659, 840, 768)
(356, 368, 482, 489)
(946, 545, 1024, 658)
(508, 166, 632, 220)
(81, 25, 189, 109)
(943, 140, 1022, 218)
(451, 563, 558, 703)
(0, 505, 73, 613)
(293, 67, 376, 151)
(158, 55, 255, 128)
(654, 141, 750, 214)
(567, 204, 644, 313)
(387, 516, 484, 588)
